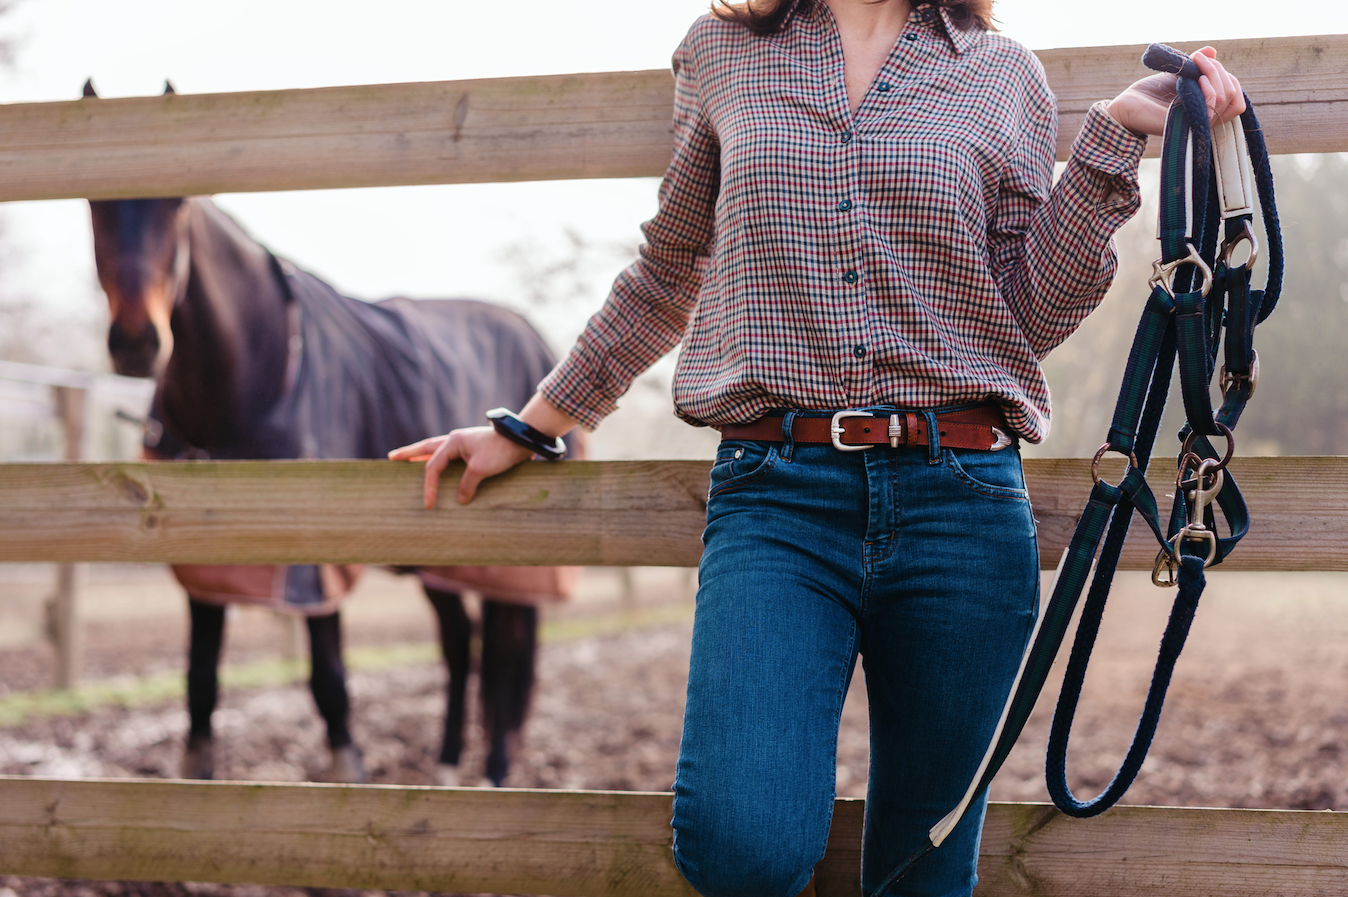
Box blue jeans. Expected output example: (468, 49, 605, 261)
(671, 411, 1039, 897)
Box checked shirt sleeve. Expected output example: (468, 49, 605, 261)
(991, 99, 1148, 359)
(538, 37, 720, 430)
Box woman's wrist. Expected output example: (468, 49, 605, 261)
(1100, 98, 1152, 139)
(518, 393, 580, 440)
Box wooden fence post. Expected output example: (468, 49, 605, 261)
(49, 384, 87, 690)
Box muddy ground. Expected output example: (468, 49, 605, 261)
(2, 564, 1347, 896)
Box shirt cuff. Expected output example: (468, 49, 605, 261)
(537, 350, 618, 432)
(1071, 101, 1148, 178)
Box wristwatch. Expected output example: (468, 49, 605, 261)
(486, 407, 567, 461)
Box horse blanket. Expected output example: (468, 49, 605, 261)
(148, 256, 581, 615)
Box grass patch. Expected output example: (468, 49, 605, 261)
(0, 601, 693, 727)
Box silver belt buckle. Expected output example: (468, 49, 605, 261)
(830, 410, 874, 451)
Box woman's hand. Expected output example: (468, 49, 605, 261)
(388, 394, 580, 508)
(1105, 47, 1246, 138)
(389, 427, 534, 508)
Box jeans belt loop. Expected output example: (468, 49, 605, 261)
(923, 410, 942, 465)
(780, 410, 798, 462)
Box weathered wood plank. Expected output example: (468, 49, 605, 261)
(977, 802, 1348, 895)
(1044, 35, 1348, 160)
(2, 778, 1346, 896)
(0, 777, 699, 897)
(0, 459, 710, 567)
(0, 34, 1341, 202)
(0, 457, 1343, 570)
(0, 71, 676, 201)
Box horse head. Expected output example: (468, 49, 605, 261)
(85, 79, 189, 378)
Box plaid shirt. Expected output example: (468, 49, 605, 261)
(540, 3, 1147, 442)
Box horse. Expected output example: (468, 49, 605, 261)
(84, 79, 577, 787)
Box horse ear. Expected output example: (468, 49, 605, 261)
(163, 80, 176, 95)
(82, 78, 98, 98)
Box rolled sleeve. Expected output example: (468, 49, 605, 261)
(538, 31, 719, 431)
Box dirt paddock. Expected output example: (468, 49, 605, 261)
(2, 563, 1347, 896)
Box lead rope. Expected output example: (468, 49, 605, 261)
(874, 43, 1283, 893)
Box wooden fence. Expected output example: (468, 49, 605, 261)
(0, 35, 1344, 201)
(3, 31, 1348, 897)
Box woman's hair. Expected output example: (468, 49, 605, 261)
(711, 0, 995, 36)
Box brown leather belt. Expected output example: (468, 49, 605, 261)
(719, 405, 1014, 452)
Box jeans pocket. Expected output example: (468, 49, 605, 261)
(708, 440, 779, 499)
(943, 447, 1030, 501)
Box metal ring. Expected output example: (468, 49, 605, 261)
(1180, 422, 1235, 472)
(1149, 247, 1215, 298)
(1219, 219, 1260, 272)
(1091, 443, 1139, 487)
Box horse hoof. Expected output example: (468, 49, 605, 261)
(181, 737, 215, 780)
(435, 764, 460, 788)
(324, 744, 368, 784)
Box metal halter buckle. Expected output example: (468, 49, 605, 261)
(1149, 246, 1214, 298)
(1219, 350, 1259, 398)
(1219, 219, 1260, 272)
(830, 410, 875, 452)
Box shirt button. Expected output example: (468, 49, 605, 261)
(853, 344, 867, 359)
(842, 270, 859, 285)
(904, 33, 919, 41)
(876, 82, 891, 92)
(837, 199, 853, 212)
(842, 130, 853, 143)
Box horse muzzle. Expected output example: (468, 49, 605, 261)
(107, 319, 165, 378)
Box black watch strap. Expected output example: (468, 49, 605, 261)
(486, 407, 567, 461)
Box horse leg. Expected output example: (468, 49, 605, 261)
(306, 610, 366, 783)
(183, 597, 225, 779)
(480, 599, 537, 787)
(425, 587, 470, 786)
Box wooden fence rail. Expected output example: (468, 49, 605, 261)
(0, 34, 1344, 202)
(1, 456, 1346, 570)
(2, 776, 1345, 897)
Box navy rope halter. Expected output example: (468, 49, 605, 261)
(874, 43, 1283, 893)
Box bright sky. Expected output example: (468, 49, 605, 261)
(1, 0, 1344, 358)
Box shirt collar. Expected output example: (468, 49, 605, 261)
(806, 1, 982, 56)
(912, 3, 983, 56)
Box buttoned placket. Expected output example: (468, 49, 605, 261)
(817, 4, 935, 407)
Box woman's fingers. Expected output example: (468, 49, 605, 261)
(456, 457, 488, 505)
(1224, 71, 1247, 120)
(1191, 48, 1246, 125)
(423, 433, 463, 509)
(395, 426, 540, 509)
(388, 435, 445, 461)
